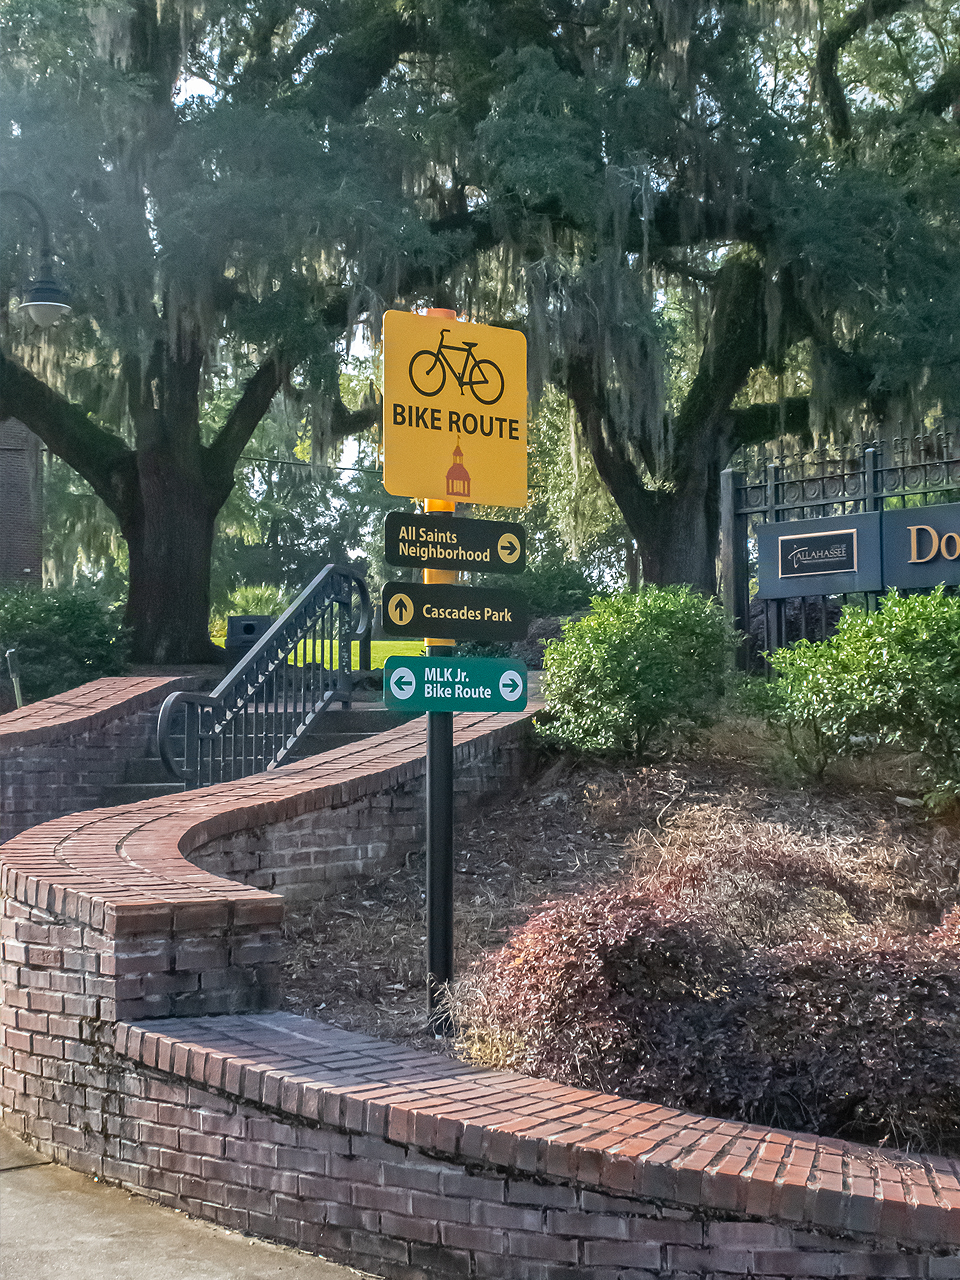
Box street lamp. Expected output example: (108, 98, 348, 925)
(0, 189, 71, 327)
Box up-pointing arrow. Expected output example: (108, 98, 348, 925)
(393, 597, 409, 620)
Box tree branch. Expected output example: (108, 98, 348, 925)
(670, 257, 768, 466)
(204, 352, 288, 481)
(729, 397, 811, 449)
(329, 383, 380, 440)
(816, 0, 914, 145)
(418, 189, 769, 294)
(906, 61, 960, 117)
(0, 350, 139, 524)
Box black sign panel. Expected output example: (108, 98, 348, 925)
(883, 503, 960, 590)
(756, 513, 882, 599)
(384, 512, 526, 574)
(779, 528, 857, 577)
(381, 582, 528, 641)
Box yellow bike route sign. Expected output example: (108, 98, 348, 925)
(382, 310, 528, 508)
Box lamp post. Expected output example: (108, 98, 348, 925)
(0, 189, 71, 326)
(0, 190, 70, 588)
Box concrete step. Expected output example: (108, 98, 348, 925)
(303, 706, 407, 734)
(101, 782, 186, 805)
(123, 758, 180, 785)
(287, 701, 417, 760)
(287, 730, 377, 755)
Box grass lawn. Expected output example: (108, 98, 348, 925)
(211, 636, 425, 669)
(367, 640, 425, 669)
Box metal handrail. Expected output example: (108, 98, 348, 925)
(157, 565, 372, 787)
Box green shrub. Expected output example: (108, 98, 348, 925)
(539, 586, 733, 754)
(0, 586, 126, 705)
(483, 556, 598, 618)
(209, 583, 294, 640)
(764, 587, 960, 795)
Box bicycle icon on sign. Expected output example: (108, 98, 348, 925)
(408, 330, 505, 405)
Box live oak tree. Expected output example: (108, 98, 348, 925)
(0, 0, 432, 661)
(0, 0, 640, 660)
(465, 1, 960, 590)
(370, 0, 960, 590)
(5, 0, 960, 646)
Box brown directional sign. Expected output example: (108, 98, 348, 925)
(381, 582, 528, 641)
(384, 512, 526, 574)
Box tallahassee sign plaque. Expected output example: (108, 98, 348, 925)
(778, 528, 858, 578)
(756, 513, 882, 598)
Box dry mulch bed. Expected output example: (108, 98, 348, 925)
(280, 726, 960, 1055)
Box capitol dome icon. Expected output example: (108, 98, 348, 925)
(446, 444, 471, 498)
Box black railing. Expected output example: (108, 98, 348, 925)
(157, 565, 372, 787)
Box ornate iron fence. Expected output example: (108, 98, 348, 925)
(157, 565, 372, 787)
(721, 428, 960, 666)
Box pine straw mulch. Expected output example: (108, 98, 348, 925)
(279, 721, 960, 1057)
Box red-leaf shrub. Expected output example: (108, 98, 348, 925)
(453, 889, 960, 1152)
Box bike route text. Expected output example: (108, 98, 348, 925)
(392, 403, 520, 439)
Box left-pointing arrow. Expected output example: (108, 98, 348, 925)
(389, 666, 417, 699)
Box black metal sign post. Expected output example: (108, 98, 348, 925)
(381, 307, 529, 1037)
(420, 498, 457, 1037)
(380, 574, 527, 1034)
(425, 638, 455, 1035)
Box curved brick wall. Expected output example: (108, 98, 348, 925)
(2, 698, 960, 1279)
(0, 674, 202, 842)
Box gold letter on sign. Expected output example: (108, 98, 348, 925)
(908, 525, 939, 563)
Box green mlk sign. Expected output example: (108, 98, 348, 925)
(384, 656, 527, 713)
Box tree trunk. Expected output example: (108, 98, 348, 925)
(630, 471, 723, 593)
(122, 453, 222, 664)
(567, 258, 772, 595)
(567, 356, 730, 594)
(0, 346, 284, 665)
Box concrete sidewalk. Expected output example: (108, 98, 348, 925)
(0, 1127, 383, 1279)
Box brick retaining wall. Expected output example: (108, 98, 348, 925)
(0, 675, 198, 842)
(188, 717, 536, 898)
(3, 698, 960, 1277)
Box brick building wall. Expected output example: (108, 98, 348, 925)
(0, 416, 42, 586)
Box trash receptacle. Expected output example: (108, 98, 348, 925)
(224, 615, 273, 666)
